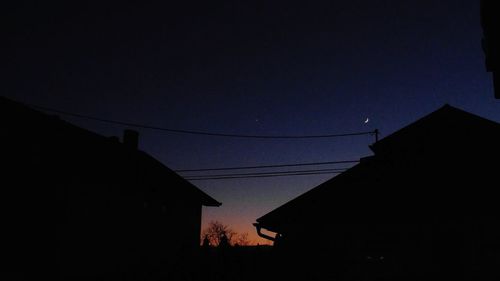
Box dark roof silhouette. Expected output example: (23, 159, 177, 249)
(370, 104, 500, 155)
(255, 104, 500, 234)
(1, 95, 221, 207)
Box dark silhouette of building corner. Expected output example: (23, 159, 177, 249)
(254, 104, 500, 280)
(1, 96, 221, 280)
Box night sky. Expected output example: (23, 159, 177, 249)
(3, 0, 499, 244)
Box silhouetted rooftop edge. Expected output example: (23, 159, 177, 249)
(1, 95, 221, 207)
(370, 104, 500, 154)
(255, 104, 500, 234)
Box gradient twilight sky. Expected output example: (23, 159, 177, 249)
(2, 0, 500, 244)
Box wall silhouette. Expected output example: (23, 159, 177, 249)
(255, 105, 500, 280)
(1, 96, 220, 280)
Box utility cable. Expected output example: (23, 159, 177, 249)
(29, 103, 377, 140)
(175, 160, 359, 172)
(185, 170, 344, 180)
(183, 168, 348, 178)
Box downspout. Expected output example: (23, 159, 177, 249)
(253, 223, 277, 242)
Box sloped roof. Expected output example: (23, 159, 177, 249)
(134, 150, 222, 207)
(256, 157, 380, 233)
(255, 105, 500, 233)
(1, 95, 221, 207)
(370, 104, 500, 155)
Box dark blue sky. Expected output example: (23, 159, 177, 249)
(3, 0, 499, 243)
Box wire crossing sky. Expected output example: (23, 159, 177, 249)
(28, 103, 377, 140)
(185, 171, 346, 181)
(183, 168, 349, 179)
(175, 160, 359, 172)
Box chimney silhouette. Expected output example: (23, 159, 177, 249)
(123, 129, 139, 149)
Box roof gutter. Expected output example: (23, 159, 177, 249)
(253, 223, 277, 242)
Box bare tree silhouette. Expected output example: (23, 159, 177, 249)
(201, 221, 236, 246)
(201, 221, 252, 247)
(234, 233, 250, 246)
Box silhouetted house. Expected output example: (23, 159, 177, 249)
(254, 105, 500, 280)
(1, 96, 221, 280)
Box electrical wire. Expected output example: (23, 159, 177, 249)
(29, 103, 377, 140)
(183, 168, 348, 178)
(185, 170, 344, 180)
(175, 160, 359, 172)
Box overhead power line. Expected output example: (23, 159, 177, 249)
(175, 160, 359, 172)
(183, 168, 348, 178)
(185, 170, 344, 181)
(29, 103, 377, 140)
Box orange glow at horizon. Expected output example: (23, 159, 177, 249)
(200, 217, 274, 246)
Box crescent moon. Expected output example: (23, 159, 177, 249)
(364, 118, 370, 124)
